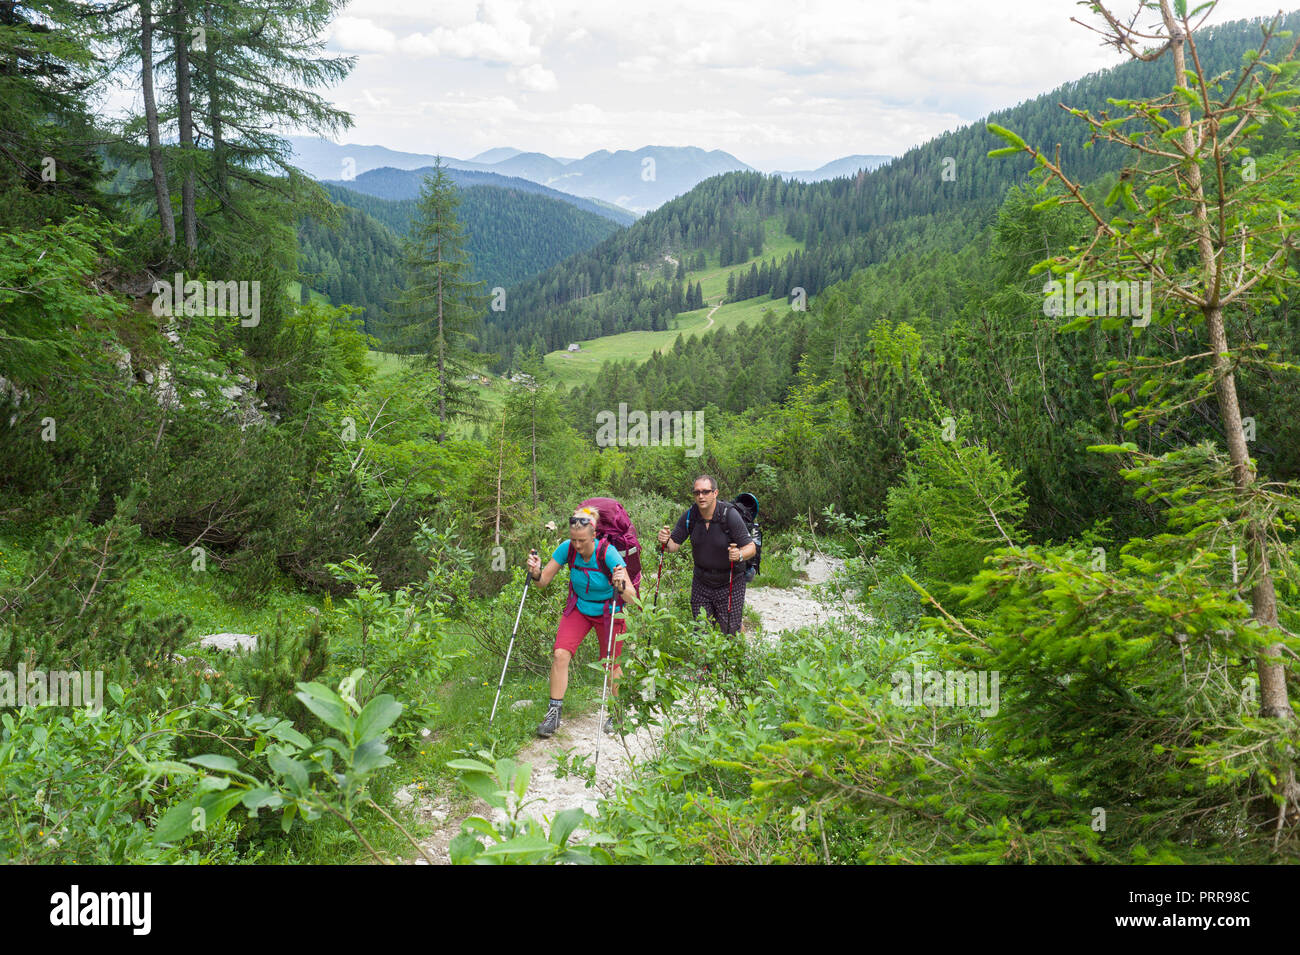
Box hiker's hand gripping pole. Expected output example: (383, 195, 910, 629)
(490, 549, 536, 724)
(726, 543, 743, 614)
(653, 539, 666, 607)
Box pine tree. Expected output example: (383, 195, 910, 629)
(0, 0, 110, 230)
(381, 158, 488, 440)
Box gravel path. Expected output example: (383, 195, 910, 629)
(412, 707, 660, 865)
(745, 553, 852, 636)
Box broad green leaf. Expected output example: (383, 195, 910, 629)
(241, 788, 283, 812)
(550, 807, 586, 846)
(268, 750, 309, 791)
(294, 682, 350, 733)
(352, 738, 392, 776)
(449, 832, 484, 864)
(510, 760, 532, 801)
(457, 772, 508, 811)
(187, 753, 239, 773)
(479, 834, 553, 859)
(446, 758, 495, 774)
(355, 695, 402, 744)
(152, 799, 199, 844)
(459, 816, 500, 838)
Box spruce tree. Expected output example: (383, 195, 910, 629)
(381, 158, 488, 440)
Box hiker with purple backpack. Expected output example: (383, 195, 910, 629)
(525, 499, 643, 738)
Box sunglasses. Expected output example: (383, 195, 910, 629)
(569, 516, 593, 526)
(692, 488, 714, 496)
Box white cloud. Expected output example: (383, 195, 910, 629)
(320, 0, 1298, 168)
(508, 63, 558, 91)
(395, 0, 546, 64)
(328, 16, 396, 53)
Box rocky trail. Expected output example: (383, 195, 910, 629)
(410, 707, 660, 865)
(703, 299, 720, 329)
(746, 553, 854, 636)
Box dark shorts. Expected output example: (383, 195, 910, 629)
(690, 575, 746, 634)
(554, 606, 626, 660)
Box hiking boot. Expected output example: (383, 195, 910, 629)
(602, 715, 620, 735)
(537, 706, 561, 738)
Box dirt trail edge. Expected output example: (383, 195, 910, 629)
(746, 553, 852, 636)
(412, 710, 659, 865)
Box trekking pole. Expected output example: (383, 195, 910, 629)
(594, 581, 624, 778)
(728, 560, 735, 614)
(653, 540, 666, 607)
(490, 550, 536, 724)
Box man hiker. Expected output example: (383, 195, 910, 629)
(657, 474, 756, 635)
(526, 504, 631, 738)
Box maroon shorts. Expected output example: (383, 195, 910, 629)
(554, 606, 626, 660)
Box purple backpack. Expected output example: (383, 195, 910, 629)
(563, 497, 642, 613)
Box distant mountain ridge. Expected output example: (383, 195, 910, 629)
(288, 137, 892, 213)
(474, 11, 1299, 371)
(772, 154, 893, 181)
(322, 164, 638, 227)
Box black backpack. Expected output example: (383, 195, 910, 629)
(685, 492, 762, 583)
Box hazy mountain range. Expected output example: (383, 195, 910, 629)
(289, 137, 894, 214)
(322, 164, 638, 226)
(771, 155, 893, 181)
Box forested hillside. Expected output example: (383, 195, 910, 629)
(481, 12, 1300, 372)
(296, 180, 624, 335)
(326, 164, 637, 225)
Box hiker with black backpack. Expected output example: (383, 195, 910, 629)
(657, 475, 759, 635)
(525, 501, 641, 738)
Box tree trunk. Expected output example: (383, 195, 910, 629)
(140, 0, 175, 244)
(436, 231, 446, 439)
(1161, 0, 1291, 719)
(530, 393, 539, 505)
(174, 0, 197, 257)
(203, 5, 227, 202)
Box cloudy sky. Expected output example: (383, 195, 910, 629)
(309, 0, 1289, 170)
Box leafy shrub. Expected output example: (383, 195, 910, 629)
(0, 683, 247, 864)
(447, 752, 610, 864)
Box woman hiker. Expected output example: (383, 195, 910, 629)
(526, 504, 631, 738)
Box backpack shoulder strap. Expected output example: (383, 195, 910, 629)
(565, 540, 577, 599)
(715, 500, 736, 543)
(596, 539, 612, 580)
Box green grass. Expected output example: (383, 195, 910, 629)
(543, 217, 802, 391)
(366, 349, 409, 380)
(693, 218, 803, 302)
(545, 296, 788, 390)
(287, 280, 331, 307)
(0, 525, 325, 642)
(750, 544, 810, 590)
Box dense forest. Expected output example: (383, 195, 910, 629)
(1, 0, 1298, 880)
(479, 12, 1300, 372)
(296, 181, 624, 336)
